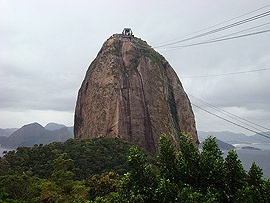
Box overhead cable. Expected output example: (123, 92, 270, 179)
(153, 4, 270, 47)
(154, 10, 270, 49)
(188, 93, 270, 134)
(192, 103, 270, 139)
(160, 29, 270, 51)
(181, 67, 270, 78)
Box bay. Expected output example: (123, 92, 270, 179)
(223, 142, 270, 179)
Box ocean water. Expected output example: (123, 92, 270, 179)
(228, 143, 270, 180)
(1, 145, 270, 179)
(222, 149, 270, 179)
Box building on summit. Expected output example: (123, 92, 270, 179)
(122, 28, 133, 37)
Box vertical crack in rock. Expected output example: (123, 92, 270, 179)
(168, 80, 181, 134)
(122, 76, 132, 140)
(119, 40, 132, 141)
(137, 68, 156, 154)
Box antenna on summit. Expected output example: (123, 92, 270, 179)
(122, 28, 134, 38)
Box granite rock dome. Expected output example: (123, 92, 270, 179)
(74, 33, 198, 153)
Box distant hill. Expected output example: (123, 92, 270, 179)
(45, 122, 74, 137)
(0, 128, 18, 137)
(198, 131, 248, 143)
(249, 131, 270, 143)
(45, 122, 66, 130)
(2, 122, 72, 148)
(199, 138, 235, 150)
(0, 136, 8, 145)
(67, 126, 74, 137)
(198, 131, 270, 144)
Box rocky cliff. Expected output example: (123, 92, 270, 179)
(74, 33, 198, 153)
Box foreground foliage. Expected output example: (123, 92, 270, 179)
(0, 134, 269, 202)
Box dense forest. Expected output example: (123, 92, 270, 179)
(0, 134, 269, 202)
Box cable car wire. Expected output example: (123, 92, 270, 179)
(181, 67, 270, 78)
(188, 93, 270, 133)
(159, 29, 270, 51)
(192, 103, 270, 139)
(154, 10, 270, 49)
(153, 4, 270, 47)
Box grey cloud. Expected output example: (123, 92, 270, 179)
(1, 0, 269, 130)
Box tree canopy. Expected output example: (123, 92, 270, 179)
(0, 134, 269, 202)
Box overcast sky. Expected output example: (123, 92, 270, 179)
(0, 0, 269, 135)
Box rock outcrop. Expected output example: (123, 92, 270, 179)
(74, 33, 198, 153)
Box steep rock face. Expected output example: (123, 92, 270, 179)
(74, 34, 198, 153)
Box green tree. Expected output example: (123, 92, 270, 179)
(0, 174, 31, 202)
(30, 154, 89, 202)
(177, 184, 205, 203)
(87, 172, 121, 201)
(247, 162, 263, 186)
(51, 153, 74, 194)
(224, 150, 246, 202)
(200, 136, 225, 200)
(157, 133, 178, 181)
(30, 178, 62, 203)
(0, 187, 20, 203)
(156, 134, 180, 202)
(177, 133, 200, 188)
(121, 146, 158, 202)
(236, 162, 269, 203)
(0, 158, 10, 176)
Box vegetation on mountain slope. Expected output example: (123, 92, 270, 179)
(0, 135, 269, 202)
(0, 137, 155, 180)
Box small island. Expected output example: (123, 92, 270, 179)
(241, 146, 261, 150)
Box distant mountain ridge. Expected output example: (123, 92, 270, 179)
(199, 138, 235, 150)
(0, 128, 19, 146)
(198, 131, 270, 144)
(1, 122, 73, 148)
(0, 128, 18, 137)
(1, 123, 268, 149)
(45, 122, 66, 130)
(45, 122, 74, 137)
